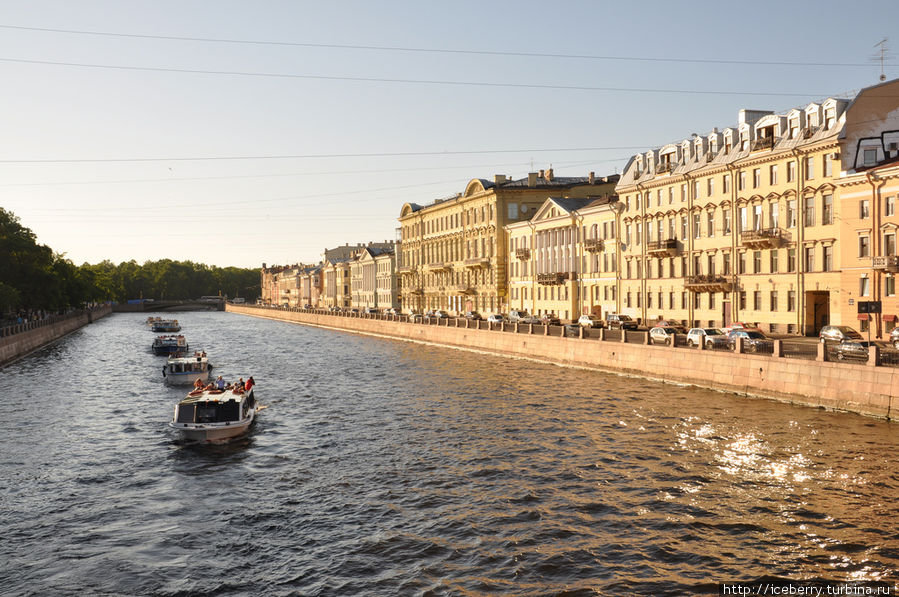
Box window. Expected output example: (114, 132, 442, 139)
(864, 148, 877, 166)
(788, 290, 796, 311)
(723, 174, 730, 193)
(636, 222, 641, 245)
(859, 235, 870, 258)
(681, 292, 687, 309)
(770, 165, 778, 185)
(681, 184, 687, 202)
(787, 200, 796, 228)
(823, 153, 832, 177)
(694, 181, 701, 199)
(822, 194, 833, 225)
(804, 196, 815, 227)
(680, 216, 688, 240)
(804, 246, 815, 272)
(885, 233, 896, 256)
(753, 251, 762, 273)
(806, 157, 815, 180)
(507, 203, 518, 219)
(739, 206, 747, 232)
(693, 213, 701, 239)
(753, 291, 762, 311)
(823, 245, 833, 271)
(657, 189, 663, 206)
(739, 171, 746, 191)
(709, 292, 716, 309)
(860, 276, 870, 297)
(770, 291, 778, 311)
(787, 161, 796, 183)
(887, 276, 896, 297)
(770, 250, 779, 273)
(753, 205, 762, 231)
(887, 196, 896, 217)
(860, 199, 870, 219)
(723, 210, 732, 235)
(707, 178, 714, 196)
(789, 119, 799, 139)
(739, 291, 747, 310)
(739, 252, 746, 274)
(668, 187, 674, 204)
(625, 224, 632, 246)
(770, 203, 779, 229)
(753, 168, 761, 188)
(707, 254, 716, 276)
(824, 108, 835, 130)
(723, 253, 731, 275)
(694, 292, 701, 309)
(787, 248, 796, 272)
(707, 211, 715, 237)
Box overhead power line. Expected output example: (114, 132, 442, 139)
(0, 23, 892, 68)
(0, 57, 827, 98)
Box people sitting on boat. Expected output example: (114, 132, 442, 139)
(214, 376, 225, 390)
(193, 378, 205, 390)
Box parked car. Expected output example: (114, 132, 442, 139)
(328, 305, 341, 312)
(606, 313, 637, 330)
(508, 309, 529, 323)
(464, 311, 483, 320)
(432, 310, 449, 319)
(832, 340, 899, 363)
(722, 321, 751, 333)
(726, 329, 773, 352)
(686, 327, 728, 348)
(385, 307, 399, 316)
(649, 326, 680, 345)
(540, 315, 562, 326)
(819, 325, 863, 344)
(891, 328, 899, 349)
(409, 312, 423, 322)
(519, 315, 542, 325)
(303, 304, 313, 310)
(363, 307, 378, 315)
(577, 314, 604, 328)
(486, 313, 507, 324)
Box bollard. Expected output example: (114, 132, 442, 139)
(816, 342, 826, 362)
(773, 339, 784, 358)
(868, 344, 880, 367)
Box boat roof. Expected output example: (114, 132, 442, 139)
(179, 388, 249, 404)
(167, 355, 208, 363)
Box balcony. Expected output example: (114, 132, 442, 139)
(427, 262, 452, 272)
(584, 238, 604, 253)
(398, 264, 416, 274)
(410, 288, 425, 296)
(750, 136, 775, 151)
(741, 227, 788, 249)
(873, 255, 899, 272)
(464, 257, 490, 269)
(537, 272, 573, 285)
(453, 284, 477, 295)
(685, 275, 733, 293)
(646, 238, 678, 257)
(515, 247, 531, 260)
(656, 162, 675, 174)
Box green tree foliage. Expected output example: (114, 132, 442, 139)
(1, 208, 260, 311)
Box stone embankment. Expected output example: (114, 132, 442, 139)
(0, 305, 112, 367)
(228, 304, 899, 420)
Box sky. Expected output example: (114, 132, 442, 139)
(1, 0, 898, 269)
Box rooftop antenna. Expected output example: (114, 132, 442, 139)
(874, 38, 889, 82)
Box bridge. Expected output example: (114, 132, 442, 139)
(112, 299, 226, 312)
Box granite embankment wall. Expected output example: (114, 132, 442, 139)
(0, 305, 112, 367)
(227, 305, 899, 420)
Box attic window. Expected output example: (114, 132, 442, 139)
(864, 148, 878, 166)
(824, 108, 835, 130)
(789, 118, 799, 139)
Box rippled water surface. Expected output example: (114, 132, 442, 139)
(1, 311, 898, 596)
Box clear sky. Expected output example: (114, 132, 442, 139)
(1, 0, 897, 269)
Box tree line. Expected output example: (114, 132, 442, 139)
(1, 208, 260, 314)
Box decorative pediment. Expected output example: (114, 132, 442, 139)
(463, 179, 489, 197)
(765, 192, 781, 201)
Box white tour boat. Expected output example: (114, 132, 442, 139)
(170, 383, 258, 442)
(163, 354, 212, 386)
(152, 319, 181, 333)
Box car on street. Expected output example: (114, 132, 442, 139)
(508, 310, 529, 323)
(463, 311, 483, 320)
(540, 315, 562, 326)
(385, 307, 399, 316)
(721, 321, 751, 333)
(577, 314, 604, 328)
(891, 328, 899, 349)
(486, 313, 507, 324)
(606, 313, 638, 330)
(832, 340, 899, 364)
(686, 327, 728, 349)
(726, 329, 773, 352)
(819, 325, 863, 344)
(649, 326, 680, 345)
(519, 315, 542, 325)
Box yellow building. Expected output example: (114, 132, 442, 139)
(835, 78, 899, 340)
(397, 169, 617, 315)
(506, 194, 620, 320)
(322, 259, 351, 310)
(616, 97, 851, 334)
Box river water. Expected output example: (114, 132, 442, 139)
(1, 311, 897, 596)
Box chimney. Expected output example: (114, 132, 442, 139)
(539, 169, 545, 178)
(527, 172, 538, 187)
(494, 174, 507, 185)
(546, 168, 554, 181)
(588, 171, 595, 184)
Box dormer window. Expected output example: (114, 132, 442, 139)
(864, 148, 878, 167)
(824, 108, 835, 130)
(753, 125, 775, 151)
(740, 133, 749, 151)
(789, 118, 799, 139)
(807, 110, 818, 129)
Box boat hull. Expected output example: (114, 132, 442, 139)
(169, 409, 256, 441)
(164, 371, 209, 386)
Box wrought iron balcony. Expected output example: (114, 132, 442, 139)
(427, 262, 452, 272)
(584, 238, 604, 253)
(741, 227, 788, 249)
(537, 272, 572, 285)
(656, 162, 675, 174)
(397, 265, 416, 273)
(464, 257, 490, 269)
(873, 255, 899, 272)
(684, 275, 733, 292)
(750, 136, 775, 151)
(515, 247, 531, 260)
(646, 238, 678, 256)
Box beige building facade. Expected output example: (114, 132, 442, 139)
(398, 169, 618, 315)
(322, 259, 352, 309)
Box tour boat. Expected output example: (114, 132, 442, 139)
(146, 316, 163, 326)
(152, 334, 189, 355)
(163, 354, 212, 385)
(151, 319, 181, 333)
(170, 384, 259, 442)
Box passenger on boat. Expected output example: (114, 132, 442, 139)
(245, 376, 255, 392)
(193, 378, 205, 390)
(214, 376, 225, 390)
